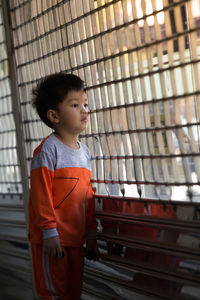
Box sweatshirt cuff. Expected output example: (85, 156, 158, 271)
(43, 228, 59, 240)
(86, 230, 97, 240)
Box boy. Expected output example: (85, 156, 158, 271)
(28, 73, 99, 300)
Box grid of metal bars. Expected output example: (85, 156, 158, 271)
(0, 1, 22, 194)
(0, 2, 34, 300)
(8, 0, 200, 203)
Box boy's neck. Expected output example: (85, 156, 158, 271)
(54, 130, 80, 149)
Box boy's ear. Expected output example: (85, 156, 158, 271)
(47, 109, 60, 124)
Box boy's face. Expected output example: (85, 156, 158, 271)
(51, 90, 89, 133)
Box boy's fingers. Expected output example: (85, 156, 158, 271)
(43, 245, 49, 255)
(49, 248, 56, 257)
(57, 245, 63, 258)
(44, 246, 53, 256)
(43, 247, 47, 255)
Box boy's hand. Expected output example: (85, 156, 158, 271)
(43, 236, 63, 258)
(85, 238, 100, 261)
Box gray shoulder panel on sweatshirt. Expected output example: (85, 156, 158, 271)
(31, 133, 91, 172)
(31, 150, 56, 172)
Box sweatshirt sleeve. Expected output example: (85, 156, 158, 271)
(30, 151, 58, 238)
(85, 181, 98, 239)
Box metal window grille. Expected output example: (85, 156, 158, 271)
(8, 0, 200, 202)
(0, 2, 22, 194)
(0, 1, 34, 299)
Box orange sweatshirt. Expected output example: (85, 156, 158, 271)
(28, 133, 97, 246)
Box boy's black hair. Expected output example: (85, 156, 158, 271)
(32, 73, 86, 128)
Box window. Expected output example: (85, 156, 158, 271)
(9, 0, 200, 202)
(0, 2, 22, 193)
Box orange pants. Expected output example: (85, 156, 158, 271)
(31, 244, 85, 300)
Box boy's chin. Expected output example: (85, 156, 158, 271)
(77, 124, 88, 133)
(80, 122, 88, 129)
(64, 122, 88, 133)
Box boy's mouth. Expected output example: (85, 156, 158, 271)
(81, 117, 88, 122)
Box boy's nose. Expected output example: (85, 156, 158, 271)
(82, 106, 89, 113)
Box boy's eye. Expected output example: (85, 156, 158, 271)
(72, 103, 78, 108)
(84, 103, 88, 108)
